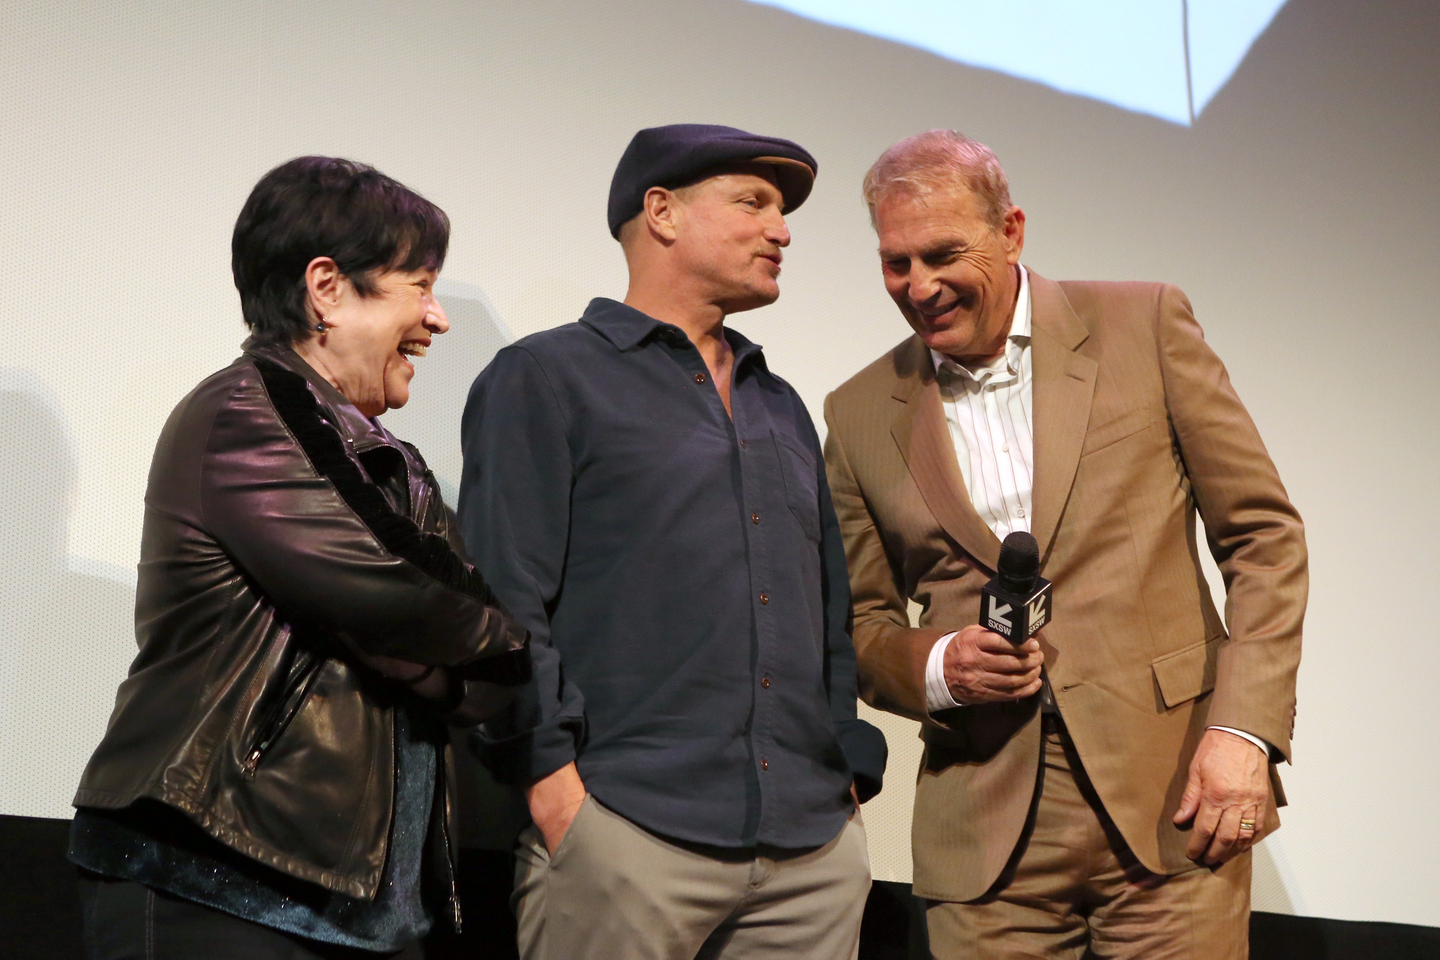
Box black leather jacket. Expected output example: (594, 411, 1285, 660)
(73, 340, 527, 920)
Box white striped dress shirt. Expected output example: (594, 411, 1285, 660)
(932, 268, 1035, 543)
(923, 265, 1034, 712)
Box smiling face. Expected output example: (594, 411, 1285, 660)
(671, 165, 791, 314)
(875, 183, 1025, 363)
(301, 264, 449, 416)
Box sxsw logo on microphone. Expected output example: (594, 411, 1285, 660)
(1027, 594, 1049, 632)
(982, 577, 1053, 642)
(987, 596, 1013, 633)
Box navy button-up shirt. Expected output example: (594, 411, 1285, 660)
(459, 299, 886, 849)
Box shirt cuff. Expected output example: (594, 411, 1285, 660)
(925, 632, 964, 713)
(1208, 725, 1273, 757)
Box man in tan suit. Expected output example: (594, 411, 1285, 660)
(823, 130, 1307, 958)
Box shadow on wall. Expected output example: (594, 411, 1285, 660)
(0, 370, 136, 818)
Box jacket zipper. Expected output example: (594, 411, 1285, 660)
(242, 652, 324, 779)
(437, 746, 463, 932)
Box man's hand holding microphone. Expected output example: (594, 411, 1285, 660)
(944, 531, 1050, 705)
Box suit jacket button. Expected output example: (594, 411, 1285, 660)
(759, 592, 769, 605)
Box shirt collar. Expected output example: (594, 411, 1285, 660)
(579, 297, 767, 368)
(930, 263, 1031, 379)
(580, 297, 664, 350)
(1010, 263, 1032, 341)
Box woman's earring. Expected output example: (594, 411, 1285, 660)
(315, 318, 327, 334)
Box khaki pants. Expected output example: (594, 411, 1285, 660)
(927, 725, 1251, 960)
(514, 796, 870, 960)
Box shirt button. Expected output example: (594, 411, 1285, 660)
(760, 758, 769, 771)
(759, 592, 770, 605)
(695, 373, 707, 384)
(761, 675, 772, 688)
(1016, 507, 1026, 517)
(1002, 443, 1010, 452)
(751, 512, 761, 524)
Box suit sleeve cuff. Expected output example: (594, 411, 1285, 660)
(925, 632, 964, 713)
(1208, 725, 1277, 760)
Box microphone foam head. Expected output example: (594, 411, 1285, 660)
(997, 531, 1040, 591)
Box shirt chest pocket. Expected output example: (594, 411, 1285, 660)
(772, 430, 822, 542)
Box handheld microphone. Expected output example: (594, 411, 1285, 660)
(981, 531, 1053, 642)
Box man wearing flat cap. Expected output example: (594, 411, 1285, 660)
(458, 124, 887, 960)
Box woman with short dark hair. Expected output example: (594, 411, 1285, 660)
(69, 156, 528, 959)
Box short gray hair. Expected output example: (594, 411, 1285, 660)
(862, 129, 1012, 229)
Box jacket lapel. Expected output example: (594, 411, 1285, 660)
(889, 338, 1002, 571)
(1028, 274, 1097, 560)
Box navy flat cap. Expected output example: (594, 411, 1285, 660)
(607, 124, 817, 238)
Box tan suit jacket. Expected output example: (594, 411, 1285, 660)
(823, 274, 1307, 902)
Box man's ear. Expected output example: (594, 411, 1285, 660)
(642, 186, 680, 243)
(304, 257, 344, 319)
(1002, 206, 1026, 264)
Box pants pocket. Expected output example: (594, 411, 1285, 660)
(546, 793, 593, 867)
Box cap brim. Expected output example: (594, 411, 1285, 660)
(752, 156, 816, 213)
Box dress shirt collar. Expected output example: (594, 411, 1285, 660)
(930, 263, 1031, 382)
(580, 297, 667, 350)
(580, 297, 767, 369)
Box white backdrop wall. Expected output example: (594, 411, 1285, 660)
(1, 0, 1436, 929)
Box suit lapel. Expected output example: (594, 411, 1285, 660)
(1028, 274, 1097, 560)
(889, 338, 1002, 571)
